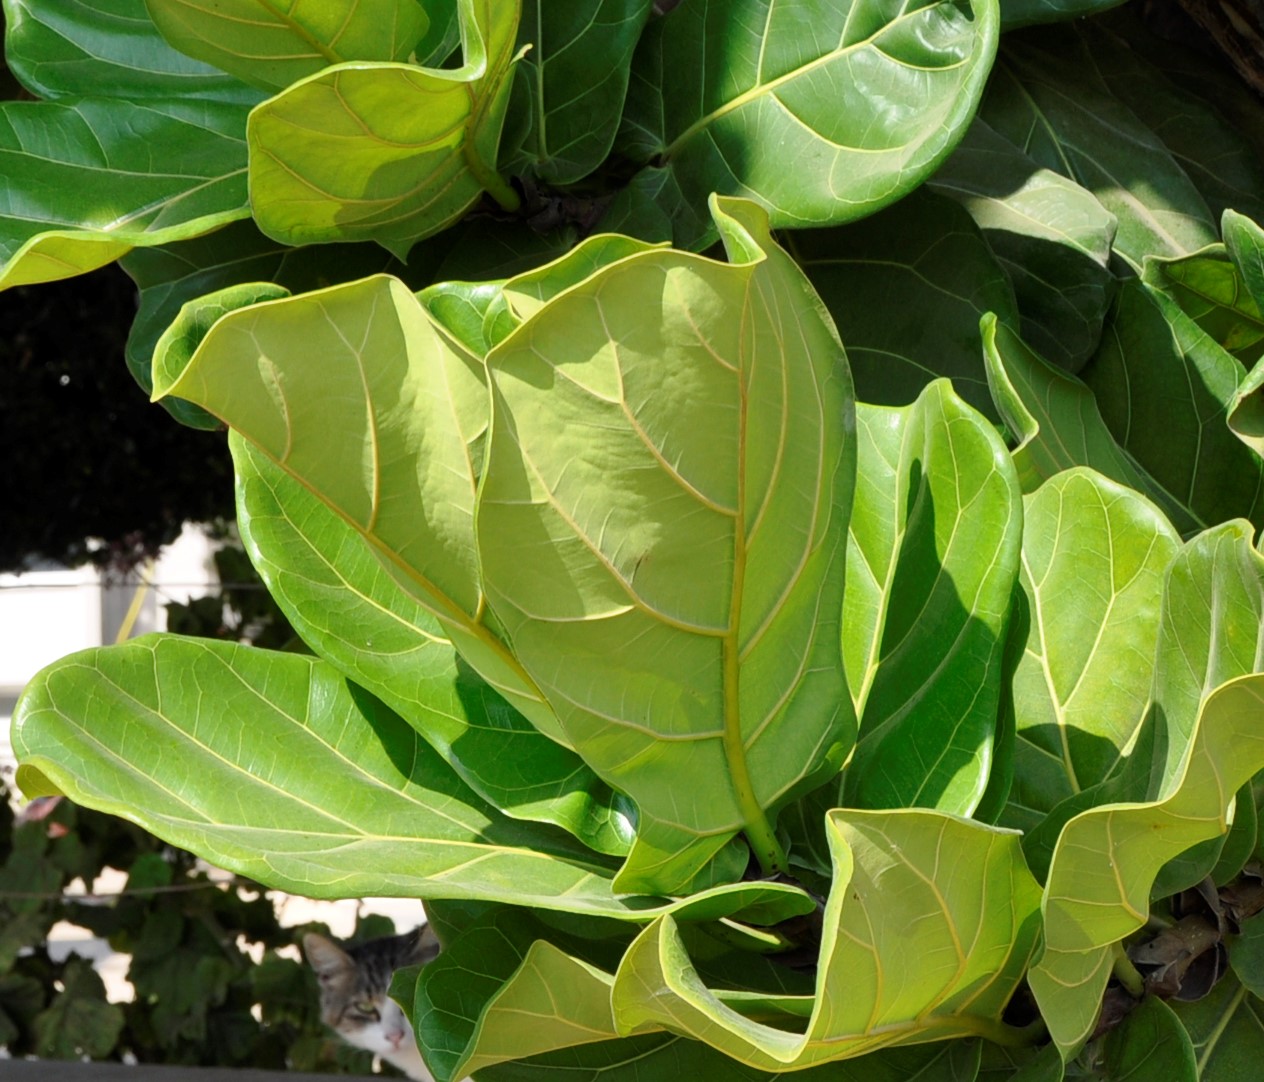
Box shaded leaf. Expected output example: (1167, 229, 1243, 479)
(841, 382, 1021, 815)
(982, 29, 1217, 268)
(1170, 971, 1264, 1081)
(998, 0, 1126, 30)
(610, 810, 1040, 1068)
(1029, 674, 1264, 1055)
(144, 0, 433, 92)
(501, 0, 654, 185)
(930, 117, 1117, 373)
(246, 0, 521, 256)
(790, 188, 1018, 420)
(1102, 996, 1197, 1082)
(11, 635, 813, 923)
(477, 196, 856, 894)
(1229, 910, 1264, 999)
(1083, 280, 1264, 532)
(1002, 469, 1178, 833)
(32, 958, 124, 1059)
(617, 0, 1000, 247)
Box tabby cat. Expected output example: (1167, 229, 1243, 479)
(303, 925, 440, 1081)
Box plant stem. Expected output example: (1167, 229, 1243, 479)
(1112, 943, 1146, 998)
(465, 146, 520, 212)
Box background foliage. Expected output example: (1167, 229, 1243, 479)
(6, 0, 1264, 1079)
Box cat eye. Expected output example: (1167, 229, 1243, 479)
(352, 999, 380, 1020)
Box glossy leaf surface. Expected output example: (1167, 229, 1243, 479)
(3, 0, 260, 102)
(247, 0, 520, 255)
(478, 197, 855, 894)
(501, 0, 653, 185)
(1143, 248, 1264, 366)
(842, 382, 1021, 815)
(611, 810, 1040, 1068)
(1030, 674, 1264, 1054)
(617, 0, 1000, 245)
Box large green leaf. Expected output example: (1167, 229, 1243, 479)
(119, 219, 408, 429)
(231, 433, 632, 857)
(841, 382, 1021, 815)
(1170, 972, 1264, 1081)
(476, 196, 856, 895)
(998, 0, 1125, 30)
(1083, 279, 1264, 532)
(610, 810, 1040, 1068)
(929, 118, 1116, 374)
(1143, 248, 1264, 366)
(1029, 674, 1264, 1055)
(10, 636, 815, 924)
(500, 0, 653, 185)
(143, 0, 434, 92)
(0, 96, 252, 288)
(1102, 997, 1197, 1082)
(616, 0, 1000, 247)
(1002, 469, 1178, 834)
(789, 189, 1018, 420)
(981, 29, 1217, 269)
(980, 315, 1199, 534)
(2, 0, 260, 102)
(246, 0, 521, 256)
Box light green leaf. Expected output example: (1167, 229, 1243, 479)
(231, 433, 633, 857)
(1030, 674, 1264, 1055)
(980, 315, 1199, 534)
(501, 0, 654, 185)
(617, 0, 1000, 247)
(841, 381, 1021, 815)
(1102, 997, 1197, 1082)
(982, 30, 1217, 269)
(11, 636, 814, 924)
(929, 118, 1117, 373)
(0, 96, 251, 288)
(150, 272, 561, 740)
(477, 196, 856, 894)
(789, 189, 1019, 420)
(143, 0, 432, 92)
(1084, 279, 1264, 532)
(1230, 357, 1264, 463)
(1143, 247, 1264, 366)
(246, 0, 521, 256)
(1003, 469, 1178, 833)
(1170, 972, 1264, 1081)
(2, 0, 261, 103)
(119, 218, 407, 429)
(610, 810, 1040, 1068)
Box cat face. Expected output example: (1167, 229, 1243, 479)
(303, 927, 440, 1081)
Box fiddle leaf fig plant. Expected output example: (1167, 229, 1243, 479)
(9, 0, 1264, 1078)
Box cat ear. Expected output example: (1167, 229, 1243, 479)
(406, 924, 441, 966)
(303, 932, 352, 979)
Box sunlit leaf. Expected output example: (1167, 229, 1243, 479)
(1002, 469, 1177, 834)
(1030, 674, 1264, 1055)
(232, 434, 633, 856)
(144, 0, 434, 91)
(247, 0, 521, 256)
(477, 196, 856, 894)
(4, 0, 259, 102)
(841, 382, 1021, 816)
(610, 810, 1040, 1068)
(616, 0, 1000, 247)
(11, 636, 813, 924)
(1143, 247, 1264, 366)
